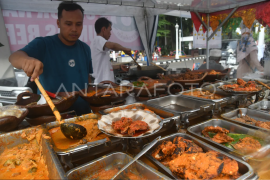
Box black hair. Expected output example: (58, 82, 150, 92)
(95, 17, 112, 34)
(58, 2, 84, 19)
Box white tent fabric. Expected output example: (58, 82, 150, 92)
(0, 6, 15, 80)
(0, 0, 169, 71)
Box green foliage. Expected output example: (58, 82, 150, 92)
(157, 15, 173, 37)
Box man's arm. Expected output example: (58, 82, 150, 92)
(105, 42, 131, 56)
(9, 51, 43, 81)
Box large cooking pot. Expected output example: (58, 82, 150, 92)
(133, 76, 172, 97)
(15, 91, 79, 118)
(128, 66, 164, 79)
(79, 81, 133, 106)
(158, 72, 208, 87)
(192, 69, 231, 82)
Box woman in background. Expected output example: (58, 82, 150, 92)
(236, 22, 264, 78)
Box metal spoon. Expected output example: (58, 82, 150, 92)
(111, 136, 161, 180)
(35, 79, 87, 140)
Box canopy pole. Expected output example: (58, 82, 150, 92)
(206, 13, 209, 69)
(194, 11, 208, 30)
(207, 6, 239, 41)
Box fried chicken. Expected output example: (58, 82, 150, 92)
(112, 118, 149, 136)
(168, 152, 224, 179)
(221, 157, 239, 176)
(212, 132, 234, 144)
(112, 117, 133, 134)
(222, 79, 259, 91)
(255, 121, 270, 130)
(128, 120, 148, 136)
(232, 137, 262, 154)
(152, 141, 176, 160)
(202, 126, 229, 138)
(152, 136, 241, 179)
(237, 78, 246, 86)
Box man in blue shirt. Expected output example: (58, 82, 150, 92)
(9, 2, 92, 115)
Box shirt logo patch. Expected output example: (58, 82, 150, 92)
(68, 59, 75, 67)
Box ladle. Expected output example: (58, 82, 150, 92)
(35, 78, 87, 140)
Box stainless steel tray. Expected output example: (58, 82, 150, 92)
(100, 102, 179, 133)
(187, 119, 269, 157)
(221, 108, 270, 131)
(44, 114, 122, 168)
(0, 127, 67, 179)
(146, 95, 215, 117)
(66, 152, 170, 179)
(248, 100, 270, 112)
(146, 95, 215, 130)
(144, 133, 256, 180)
(180, 88, 236, 109)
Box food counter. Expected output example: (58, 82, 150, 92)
(0, 78, 270, 180)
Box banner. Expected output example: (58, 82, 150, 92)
(2, 10, 144, 52)
(193, 24, 222, 49)
(0, 7, 15, 79)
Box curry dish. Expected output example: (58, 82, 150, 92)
(152, 137, 241, 179)
(0, 129, 49, 179)
(49, 119, 109, 149)
(183, 90, 225, 99)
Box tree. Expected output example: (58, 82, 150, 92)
(156, 15, 172, 38)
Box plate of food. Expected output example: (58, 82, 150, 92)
(218, 78, 263, 94)
(98, 109, 163, 138)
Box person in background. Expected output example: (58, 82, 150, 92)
(91, 17, 131, 84)
(9, 2, 92, 115)
(236, 22, 264, 78)
(198, 49, 224, 70)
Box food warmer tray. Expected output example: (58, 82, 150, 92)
(180, 88, 237, 110)
(248, 100, 270, 112)
(100, 102, 180, 133)
(43, 114, 122, 169)
(144, 133, 256, 180)
(221, 108, 270, 131)
(0, 127, 67, 179)
(187, 119, 269, 160)
(146, 95, 215, 129)
(66, 152, 170, 179)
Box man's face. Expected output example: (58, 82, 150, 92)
(57, 9, 83, 43)
(103, 25, 112, 40)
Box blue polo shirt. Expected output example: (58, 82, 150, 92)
(20, 34, 93, 115)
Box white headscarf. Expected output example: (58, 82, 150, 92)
(237, 22, 258, 62)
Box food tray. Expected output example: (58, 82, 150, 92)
(221, 108, 270, 131)
(146, 95, 214, 118)
(159, 72, 208, 86)
(187, 119, 269, 157)
(0, 127, 67, 179)
(66, 152, 170, 179)
(181, 88, 236, 109)
(44, 114, 121, 168)
(0, 106, 28, 132)
(218, 85, 263, 95)
(248, 100, 270, 112)
(192, 69, 230, 82)
(144, 133, 256, 180)
(98, 109, 164, 139)
(100, 102, 179, 133)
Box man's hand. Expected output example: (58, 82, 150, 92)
(123, 48, 132, 56)
(22, 58, 44, 81)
